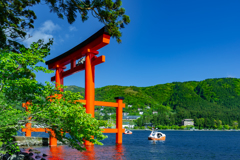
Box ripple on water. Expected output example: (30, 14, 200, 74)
(18, 130, 240, 160)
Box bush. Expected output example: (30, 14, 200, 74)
(174, 125, 180, 130)
(147, 126, 152, 129)
(134, 126, 139, 129)
(180, 126, 185, 130)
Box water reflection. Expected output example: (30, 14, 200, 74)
(114, 144, 125, 160)
(48, 146, 64, 160)
(23, 144, 126, 160)
(82, 145, 95, 159)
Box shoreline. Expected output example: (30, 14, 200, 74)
(127, 129, 240, 131)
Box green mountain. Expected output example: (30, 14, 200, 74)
(65, 78, 240, 128)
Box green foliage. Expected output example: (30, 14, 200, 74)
(0, 45, 106, 154)
(0, 0, 130, 50)
(67, 78, 240, 129)
(0, 0, 40, 50)
(223, 125, 230, 130)
(185, 125, 194, 129)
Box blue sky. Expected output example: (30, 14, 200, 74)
(25, 0, 240, 88)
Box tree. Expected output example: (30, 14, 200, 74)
(103, 113, 110, 120)
(194, 117, 199, 128)
(232, 121, 238, 129)
(0, 45, 106, 153)
(0, 0, 130, 50)
(223, 125, 229, 130)
(135, 117, 143, 127)
(0, 0, 39, 51)
(216, 118, 220, 128)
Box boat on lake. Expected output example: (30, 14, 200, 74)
(148, 128, 166, 140)
(124, 130, 132, 134)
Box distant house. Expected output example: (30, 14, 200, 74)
(139, 111, 143, 115)
(152, 111, 158, 114)
(122, 122, 134, 129)
(182, 119, 194, 126)
(146, 106, 150, 109)
(100, 108, 104, 111)
(128, 105, 132, 108)
(107, 113, 115, 116)
(123, 116, 140, 120)
(138, 108, 142, 111)
(123, 112, 129, 116)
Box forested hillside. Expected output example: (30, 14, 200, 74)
(65, 78, 240, 129)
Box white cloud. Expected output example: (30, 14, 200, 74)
(40, 20, 60, 33)
(23, 20, 60, 47)
(69, 26, 77, 31)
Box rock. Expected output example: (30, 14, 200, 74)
(23, 155, 34, 160)
(0, 153, 4, 160)
(40, 158, 46, 160)
(42, 154, 47, 157)
(28, 149, 32, 152)
(28, 153, 33, 156)
(7, 154, 24, 160)
(19, 153, 28, 156)
(2, 153, 10, 160)
(35, 155, 41, 159)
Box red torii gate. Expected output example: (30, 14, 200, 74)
(22, 27, 125, 146)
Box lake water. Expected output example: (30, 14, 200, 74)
(18, 130, 240, 160)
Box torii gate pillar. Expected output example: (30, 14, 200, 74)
(84, 51, 95, 145)
(85, 51, 95, 119)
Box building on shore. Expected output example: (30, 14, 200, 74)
(122, 122, 134, 129)
(123, 116, 140, 120)
(182, 119, 194, 126)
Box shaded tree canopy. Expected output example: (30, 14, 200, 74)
(0, 0, 130, 50)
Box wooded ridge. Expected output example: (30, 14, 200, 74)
(65, 78, 240, 128)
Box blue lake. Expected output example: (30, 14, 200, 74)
(18, 130, 240, 160)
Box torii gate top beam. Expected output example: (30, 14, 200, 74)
(45, 27, 110, 70)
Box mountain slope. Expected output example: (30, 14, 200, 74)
(65, 78, 240, 125)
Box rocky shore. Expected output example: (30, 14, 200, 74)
(0, 136, 69, 160)
(0, 148, 48, 160)
(13, 136, 66, 146)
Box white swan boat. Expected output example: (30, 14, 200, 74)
(148, 128, 166, 140)
(124, 130, 132, 134)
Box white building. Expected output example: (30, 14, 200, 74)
(139, 111, 143, 115)
(128, 105, 132, 108)
(182, 119, 194, 126)
(123, 116, 140, 120)
(122, 122, 134, 129)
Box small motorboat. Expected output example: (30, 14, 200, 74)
(124, 130, 132, 134)
(148, 128, 166, 140)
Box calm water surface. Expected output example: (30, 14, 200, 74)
(19, 131, 240, 160)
